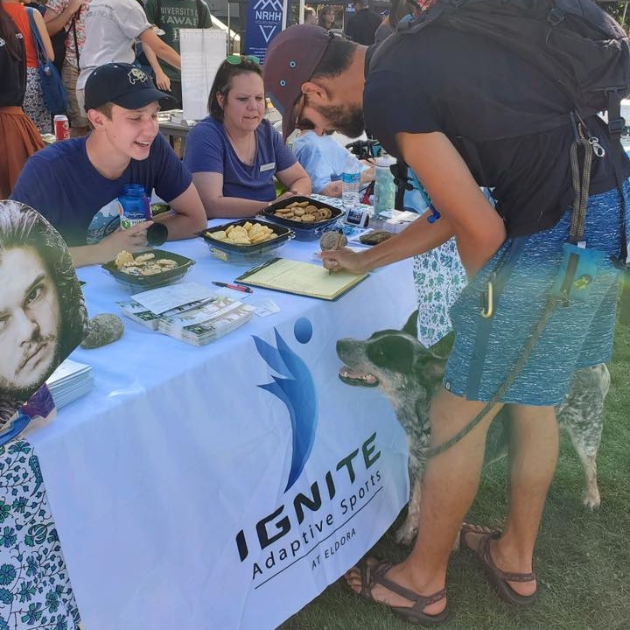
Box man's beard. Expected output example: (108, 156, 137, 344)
(317, 103, 365, 138)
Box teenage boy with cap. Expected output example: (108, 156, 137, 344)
(11, 62, 207, 268)
(263, 23, 629, 623)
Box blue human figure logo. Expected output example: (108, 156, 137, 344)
(253, 318, 317, 492)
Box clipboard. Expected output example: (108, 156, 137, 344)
(235, 258, 368, 301)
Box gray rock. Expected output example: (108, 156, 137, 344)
(319, 231, 348, 251)
(81, 314, 124, 349)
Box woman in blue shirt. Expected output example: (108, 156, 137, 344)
(184, 56, 311, 218)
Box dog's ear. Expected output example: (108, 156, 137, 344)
(421, 333, 451, 381)
(429, 332, 454, 360)
(404, 310, 448, 382)
(402, 310, 419, 337)
(423, 351, 447, 381)
(410, 342, 447, 383)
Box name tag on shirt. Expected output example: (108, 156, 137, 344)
(260, 162, 276, 172)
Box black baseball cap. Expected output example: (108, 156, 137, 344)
(84, 62, 174, 111)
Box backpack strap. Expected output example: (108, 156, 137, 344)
(69, 11, 80, 69)
(607, 92, 625, 140)
(568, 113, 594, 246)
(27, 8, 50, 64)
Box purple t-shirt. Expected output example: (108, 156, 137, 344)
(11, 134, 191, 246)
(183, 117, 296, 202)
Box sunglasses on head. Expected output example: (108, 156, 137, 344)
(226, 54, 261, 66)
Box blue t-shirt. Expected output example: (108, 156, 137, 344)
(11, 134, 192, 246)
(183, 117, 296, 202)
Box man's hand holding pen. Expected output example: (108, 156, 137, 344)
(319, 247, 369, 275)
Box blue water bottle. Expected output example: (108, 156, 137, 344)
(117, 184, 151, 229)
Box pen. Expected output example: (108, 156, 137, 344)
(212, 281, 253, 293)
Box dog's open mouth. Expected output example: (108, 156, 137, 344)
(338, 366, 379, 387)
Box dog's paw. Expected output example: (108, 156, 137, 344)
(582, 488, 601, 511)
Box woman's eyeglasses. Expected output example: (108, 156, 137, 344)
(226, 54, 260, 66)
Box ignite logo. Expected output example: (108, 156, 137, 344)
(236, 319, 383, 580)
(252, 318, 317, 492)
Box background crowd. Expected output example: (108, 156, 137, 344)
(0, 0, 406, 201)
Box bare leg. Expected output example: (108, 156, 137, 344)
(346, 387, 503, 615)
(463, 404, 558, 597)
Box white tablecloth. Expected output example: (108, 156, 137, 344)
(28, 232, 417, 630)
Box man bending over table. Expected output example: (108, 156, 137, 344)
(264, 22, 629, 625)
(11, 62, 207, 268)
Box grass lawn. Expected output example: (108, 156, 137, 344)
(280, 323, 630, 630)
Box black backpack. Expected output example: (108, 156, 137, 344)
(392, 0, 630, 137)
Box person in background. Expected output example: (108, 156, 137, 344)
(344, 0, 381, 45)
(43, 0, 89, 136)
(0, 0, 44, 196)
(75, 0, 181, 117)
(183, 55, 310, 218)
(11, 62, 206, 268)
(293, 129, 373, 197)
(3, 0, 54, 133)
(143, 0, 213, 110)
(304, 5, 317, 25)
(318, 5, 335, 30)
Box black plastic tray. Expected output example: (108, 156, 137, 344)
(260, 196, 343, 239)
(102, 250, 195, 289)
(199, 219, 293, 256)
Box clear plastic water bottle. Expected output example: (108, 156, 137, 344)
(117, 184, 151, 229)
(374, 154, 396, 218)
(341, 154, 361, 209)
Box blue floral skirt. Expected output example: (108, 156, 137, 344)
(412, 238, 467, 347)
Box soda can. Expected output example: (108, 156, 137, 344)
(53, 115, 70, 141)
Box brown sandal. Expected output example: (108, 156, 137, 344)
(460, 524, 538, 606)
(353, 558, 449, 626)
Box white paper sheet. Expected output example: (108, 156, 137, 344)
(180, 29, 228, 121)
(131, 282, 216, 314)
